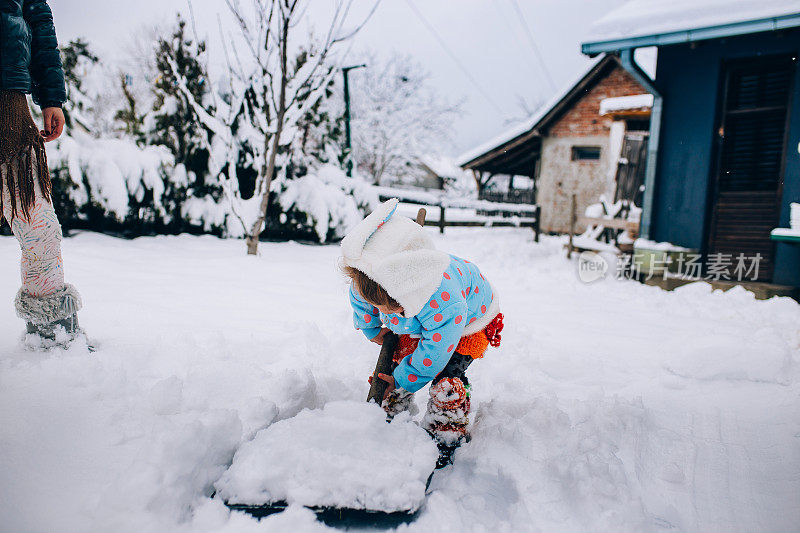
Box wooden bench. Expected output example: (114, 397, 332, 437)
(566, 194, 640, 258)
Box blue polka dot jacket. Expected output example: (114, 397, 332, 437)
(350, 253, 498, 393)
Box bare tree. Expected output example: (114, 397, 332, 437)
(222, 0, 379, 255)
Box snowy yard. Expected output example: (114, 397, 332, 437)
(1, 228, 798, 532)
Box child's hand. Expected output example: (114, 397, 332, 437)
(377, 372, 396, 402)
(370, 328, 390, 345)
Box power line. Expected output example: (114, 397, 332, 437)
(509, 0, 557, 92)
(494, 0, 543, 82)
(405, 0, 505, 116)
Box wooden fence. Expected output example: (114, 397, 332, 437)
(374, 187, 541, 241)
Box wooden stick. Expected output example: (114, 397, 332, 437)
(366, 332, 399, 404)
(416, 208, 427, 227)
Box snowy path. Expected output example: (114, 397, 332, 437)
(1, 229, 798, 532)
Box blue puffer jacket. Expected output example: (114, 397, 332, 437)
(350, 254, 498, 393)
(0, 0, 66, 107)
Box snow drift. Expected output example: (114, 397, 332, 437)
(215, 401, 438, 513)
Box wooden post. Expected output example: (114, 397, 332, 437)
(533, 205, 541, 242)
(567, 194, 576, 258)
(439, 205, 446, 234)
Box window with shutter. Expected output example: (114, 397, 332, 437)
(707, 55, 795, 281)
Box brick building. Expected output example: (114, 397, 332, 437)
(459, 54, 652, 233)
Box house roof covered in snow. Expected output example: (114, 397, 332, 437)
(459, 55, 635, 175)
(582, 0, 800, 55)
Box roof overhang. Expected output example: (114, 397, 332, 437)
(464, 130, 542, 177)
(582, 12, 800, 55)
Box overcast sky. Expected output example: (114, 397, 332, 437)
(49, 0, 627, 158)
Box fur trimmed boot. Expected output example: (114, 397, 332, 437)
(15, 284, 84, 347)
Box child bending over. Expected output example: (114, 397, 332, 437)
(341, 198, 503, 464)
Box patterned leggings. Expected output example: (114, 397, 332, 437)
(1, 157, 64, 298)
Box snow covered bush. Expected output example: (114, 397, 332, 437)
(275, 165, 377, 242)
(49, 132, 194, 235)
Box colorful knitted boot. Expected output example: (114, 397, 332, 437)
(382, 388, 418, 421)
(423, 377, 471, 467)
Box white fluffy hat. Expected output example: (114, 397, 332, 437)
(341, 198, 450, 316)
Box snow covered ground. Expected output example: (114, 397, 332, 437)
(1, 228, 799, 532)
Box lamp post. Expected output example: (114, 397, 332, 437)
(342, 64, 366, 176)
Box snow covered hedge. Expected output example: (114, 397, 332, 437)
(47, 133, 376, 242)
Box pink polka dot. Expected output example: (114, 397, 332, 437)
(430, 300, 439, 309)
(457, 268, 462, 276)
(466, 287, 471, 295)
(423, 358, 432, 367)
(455, 315, 463, 324)
(391, 317, 399, 325)
(469, 317, 476, 324)
(491, 293, 494, 302)
(408, 374, 418, 383)
(480, 273, 484, 280)
(441, 291, 450, 301)
(432, 333, 442, 342)
(447, 344, 454, 352)
(461, 290, 466, 298)
(364, 315, 371, 323)
(443, 272, 451, 279)
(481, 305, 487, 313)
(373, 307, 379, 314)
(434, 313, 443, 322)
(464, 259, 470, 263)
(475, 286, 479, 294)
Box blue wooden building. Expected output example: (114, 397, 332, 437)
(583, 2, 800, 286)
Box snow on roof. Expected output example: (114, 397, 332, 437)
(418, 154, 464, 178)
(457, 55, 606, 167)
(585, 0, 800, 44)
(599, 93, 654, 115)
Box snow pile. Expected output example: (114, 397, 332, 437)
(633, 238, 690, 251)
(416, 394, 650, 531)
(1, 229, 799, 531)
(215, 401, 438, 512)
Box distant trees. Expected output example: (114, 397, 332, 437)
(349, 52, 460, 186)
